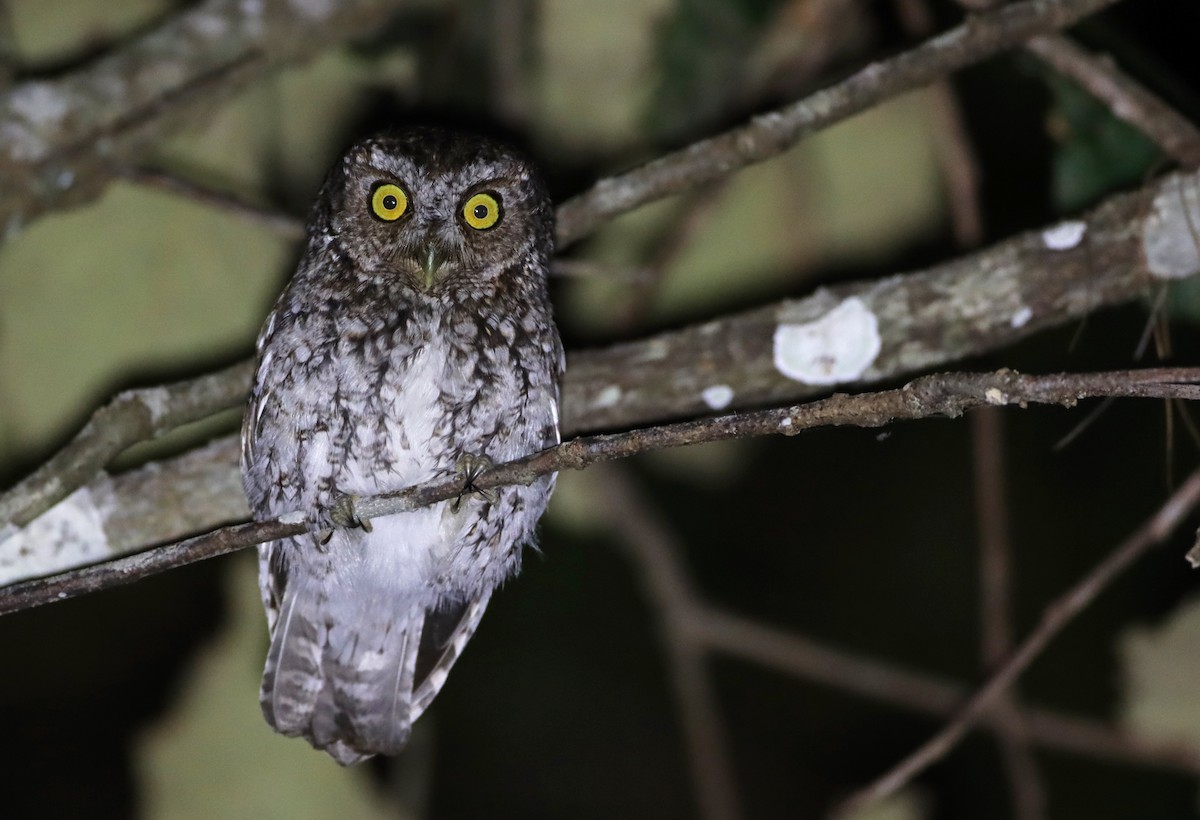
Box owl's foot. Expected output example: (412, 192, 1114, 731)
(453, 453, 497, 510)
(317, 494, 374, 546)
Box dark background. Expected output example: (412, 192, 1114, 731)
(3, 1, 1200, 818)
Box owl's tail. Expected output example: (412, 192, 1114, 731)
(261, 586, 492, 766)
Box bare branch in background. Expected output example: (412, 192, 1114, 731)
(953, 0, 1200, 167)
(0, 361, 253, 536)
(596, 465, 742, 820)
(888, 0, 1046, 802)
(0, 0, 414, 236)
(550, 258, 658, 284)
(1024, 34, 1200, 168)
(697, 607, 1200, 777)
(972, 408, 1047, 820)
(566, 162, 1200, 432)
(840, 467, 1200, 812)
(554, 0, 1121, 246)
(110, 163, 306, 239)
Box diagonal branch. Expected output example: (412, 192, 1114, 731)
(0, 0, 414, 235)
(838, 466, 1200, 812)
(594, 465, 742, 820)
(1024, 34, 1200, 168)
(696, 607, 1200, 777)
(9, 146, 1195, 539)
(0, 361, 254, 538)
(4, 366, 1200, 615)
(2, 0, 1192, 538)
(554, 0, 1122, 246)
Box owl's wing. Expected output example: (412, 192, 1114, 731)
(410, 591, 493, 722)
(241, 371, 270, 472)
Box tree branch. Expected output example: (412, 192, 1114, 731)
(838, 466, 1200, 812)
(1024, 34, 1200, 168)
(696, 607, 1200, 777)
(594, 465, 742, 820)
(0, 0, 413, 235)
(0, 361, 253, 537)
(5, 149, 1199, 546)
(4, 367, 1200, 615)
(554, 0, 1122, 246)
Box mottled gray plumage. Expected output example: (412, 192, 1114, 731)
(240, 128, 562, 765)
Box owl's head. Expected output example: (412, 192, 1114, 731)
(319, 128, 553, 293)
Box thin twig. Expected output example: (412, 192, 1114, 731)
(1025, 34, 1200, 168)
(892, 0, 984, 247)
(6, 367, 1200, 615)
(0, 0, 414, 233)
(596, 465, 742, 820)
(554, 0, 1121, 246)
(550, 258, 658, 284)
(972, 408, 1047, 820)
(695, 607, 1200, 776)
(111, 164, 305, 240)
(839, 467, 1200, 812)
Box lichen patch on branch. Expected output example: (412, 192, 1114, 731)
(773, 297, 882, 386)
(1143, 174, 1200, 280)
(1042, 220, 1087, 250)
(701, 385, 735, 411)
(0, 485, 113, 585)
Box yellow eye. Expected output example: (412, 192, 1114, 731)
(370, 182, 408, 222)
(462, 192, 502, 230)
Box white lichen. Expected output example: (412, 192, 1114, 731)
(701, 384, 734, 411)
(140, 386, 172, 426)
(278, 510, 307, 525)
(985, 388, 1006, 405)
(1143, 175, 1200, 280)
(1042, 220, 1087, 251)
(9, 82, 70, 130)
(593, 385, 622, 409)
(0, 487, 111, 585)
(773, 297, 882, 386)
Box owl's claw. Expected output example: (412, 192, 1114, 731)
(330, 494, 374, 532)
(453, 453, 497, 510)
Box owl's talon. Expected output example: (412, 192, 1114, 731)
(329, 494, 372, 532)
(453, 453, 497, 510)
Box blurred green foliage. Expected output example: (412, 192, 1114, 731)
(1046, 70, 1162, 212)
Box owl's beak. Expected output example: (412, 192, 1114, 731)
(420, 243, 444, 290)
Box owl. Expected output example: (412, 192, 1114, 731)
(240, 128, 563, 765)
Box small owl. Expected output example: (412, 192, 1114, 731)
(240, 128, 563, 765)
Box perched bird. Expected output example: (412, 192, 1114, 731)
(240, 128, 563, 765)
